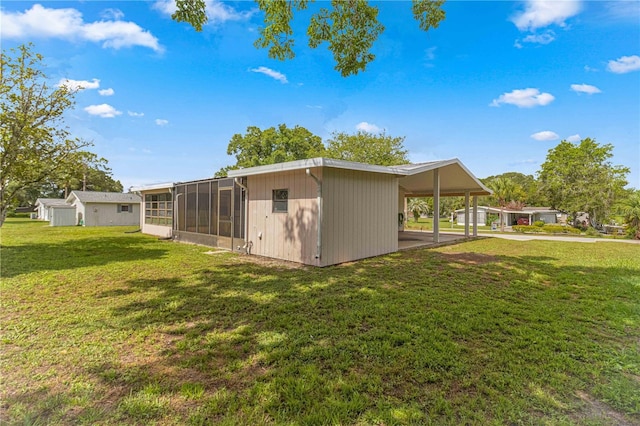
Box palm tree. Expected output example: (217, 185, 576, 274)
(488, 177, 518, 231)
(407, 198, 429, 223)
(618, 190, 640, 239)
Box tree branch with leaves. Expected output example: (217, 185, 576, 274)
(0, 44, 101, 226)
(173, 0, 446, 77)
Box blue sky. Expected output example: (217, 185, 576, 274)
(2, 0, 639, 190)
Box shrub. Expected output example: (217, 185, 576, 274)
(513, 225, 541, 233)
(513, 224, 580, 234)
(584, 227, 602, 237)
(533, 220, 545, 227)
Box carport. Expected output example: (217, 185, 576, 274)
(394, 159, 492, 243)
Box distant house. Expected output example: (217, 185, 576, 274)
(455, 206, 566, 226)
(34, 198, 68, 221)
(66, 191, 141, 227)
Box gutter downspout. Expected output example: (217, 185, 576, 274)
(174, 190, 182, 238)
(234, 177, 250, 254)
(306, 168, 322, 264)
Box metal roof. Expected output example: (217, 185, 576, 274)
(34, 198, 68, 207)
(66, 191, 141, 204)
(129, 182, 174, 192)
(227, 157, 492, 196)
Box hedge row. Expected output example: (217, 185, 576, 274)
(512, 224, 581, 234)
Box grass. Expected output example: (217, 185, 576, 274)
(1, 218, 639, 425)
(404, 217, 492, 232)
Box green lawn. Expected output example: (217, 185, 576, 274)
(1, 218, 639, 425)
(404, 217, 493, 232)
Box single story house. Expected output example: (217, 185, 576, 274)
(34, 198, 68, 221)
(66, 191, 142, 227)
(133, 157, 491, 267)
(455, 206, 566, 226)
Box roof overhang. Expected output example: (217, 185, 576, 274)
(130, 182, 174, 192)
(226, 157, 492, 197)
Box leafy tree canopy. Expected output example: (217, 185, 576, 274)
(0, 44, 104, 226)
(482, 171, 547, 206)
(538, 137, 629, 226)
(172, 0, 446, 77)
(217, 123, 325, 176)
(325, 130, 409, 165)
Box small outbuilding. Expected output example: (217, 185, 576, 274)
(66, 191, 141, 227)
(34, 198, 68, 221)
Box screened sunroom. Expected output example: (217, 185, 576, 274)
(173, 177, 246, 250)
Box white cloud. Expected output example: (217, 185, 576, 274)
(128, 111, 144, 117)
(58, 78, 100, 91)
(566, 134, 581, 142)
(0, 4, 162, 52)
(584, 65, 598, 72)
(607, 55, 640, 74)
(155, 119, 169, 126)
(305, 105, 323, 109)
(530, 130, 559, 141)
(98, 88, 115, 96)
(356, 122, 382, 133)
(153, 0, 254, 24)
(249, 66, 288, 83)
(490, 88, 555, 108)
(570, 83, 601, 94)
(101, 8, 124, 20)
(523, 30, 555, 45)
(84, 104, 122, 118)
(424, 47, 437, 61)
(511, 0, 582, 31)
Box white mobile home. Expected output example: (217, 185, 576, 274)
(134, 158, 491, 266)
(66, 191, 141, 227)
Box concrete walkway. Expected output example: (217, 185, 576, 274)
(398, 230, 640, 250)
(477, 232, 640, 244)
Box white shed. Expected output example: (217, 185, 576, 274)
(34, 198, 68, 221)
(66, 191, 142, 227)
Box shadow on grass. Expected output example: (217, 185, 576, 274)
(3, 238, 639, 425)
(81, 250, 640, 424)
(0, 236, 169, 278)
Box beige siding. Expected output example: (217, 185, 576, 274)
(246, 169, 320, 265)
(321, 168, 398, 266)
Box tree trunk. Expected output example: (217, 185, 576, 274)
(0, 206, 8, 228)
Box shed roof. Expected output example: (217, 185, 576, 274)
(227, 157, 492, 197)
(66, 191, 141, 204)
(35, 198, 68, 207)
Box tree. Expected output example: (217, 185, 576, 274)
(617, 190, 640, 239)
(407, 198, 429, 222)
(217, 124, 325, 176)
(482, 171, 546, 206)
(172, 0, 446, 77)
(0, 44, 96, 226)
(325, 130, 409, 165)
(488, 177, 519, 231)
(538, 138, 629, 227)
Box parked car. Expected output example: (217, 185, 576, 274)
(517, 217, 529, 225)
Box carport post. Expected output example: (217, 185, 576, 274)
(433, 169, 440, 243)
(464, 191, 470, 237)
(473, 195, 478, 237)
